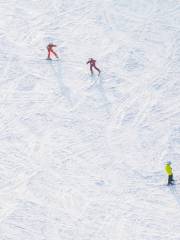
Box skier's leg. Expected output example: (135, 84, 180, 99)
(168, 175, 171, 185)
(51, 50, 59, 58)
(168, 175, 173, 185)
(170, 175, 174, 184)
(90, 65, 94, 75)
(47, 50, 51, 59)
(94, 66, 101, 75)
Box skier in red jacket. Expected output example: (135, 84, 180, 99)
(47, 43, 59, 60)
(86, 58, 101, 75)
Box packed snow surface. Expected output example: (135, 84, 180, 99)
(0, 0, 180, 239)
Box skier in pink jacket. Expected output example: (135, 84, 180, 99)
(86, 58, 101, 75)
(47, 43, 59, 60)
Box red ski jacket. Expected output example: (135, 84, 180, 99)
(87, 59, 96, 66)
(47, 44, 57, 51)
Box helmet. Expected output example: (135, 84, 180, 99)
(167, 161, 171, 165)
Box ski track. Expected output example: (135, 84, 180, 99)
(0, 0, 180, 239)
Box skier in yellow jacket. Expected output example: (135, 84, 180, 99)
(165, 161, 174, 185)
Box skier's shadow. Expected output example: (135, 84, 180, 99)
(90, 74, 111, 116)
(49, 61, 73, 106)
(170, 186, 180, 207)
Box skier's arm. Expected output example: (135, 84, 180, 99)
(86, 61, 90, 64)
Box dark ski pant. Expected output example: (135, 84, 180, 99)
(90, 65, 101, 75)
(48, 49, 58, 59)
(168, 174, 174, 185)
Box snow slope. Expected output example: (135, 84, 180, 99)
(0, 0, 180, 239)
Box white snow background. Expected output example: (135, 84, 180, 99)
(0, 0, 180, 239)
